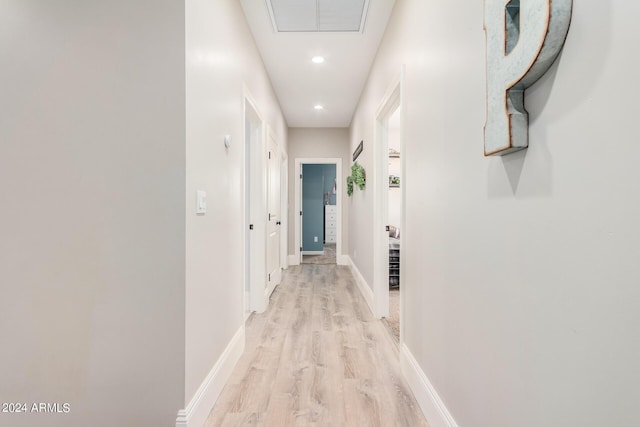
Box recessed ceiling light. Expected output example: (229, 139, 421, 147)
(312, 56, 325, 64)
(314, 105, 324, 110)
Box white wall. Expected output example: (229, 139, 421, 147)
(287, 128, 350, 257)
(350, 0, 640, 426)
(0, 0, 287, 424)
(0, 1, 186, 426)
(185, 0, 287, 406)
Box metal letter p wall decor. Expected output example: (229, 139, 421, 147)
(484, 0, 572, 156)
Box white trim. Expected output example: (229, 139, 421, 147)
(264, 0, 279, 33)
(243, 291, 251, 321)
(346, 256, 374, 315)
(302, 250, 324, 255)
(358, 0, 371, 34)
(398, 66, 407, 344)
(280, 150, 289, 271)
(265, 270, 277, 302)
(288, 254, 300, 266)
(294, 254, 349, 265)
(400, 343, 459, 427)
(294, 158, 343, 266)
(176, 326, 246, 427)
(337, 255, 350, 266)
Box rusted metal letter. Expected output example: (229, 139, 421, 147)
(484, 0, 572, 156)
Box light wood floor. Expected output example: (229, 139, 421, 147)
(204, 264, 429, 427)
(382, 289, 400, 345)
(302, 243, 336, 265)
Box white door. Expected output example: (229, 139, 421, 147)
(266, 130, 282, 290)
(244, 93, 266, 313)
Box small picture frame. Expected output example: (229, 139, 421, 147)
(353, 140, 363, 161)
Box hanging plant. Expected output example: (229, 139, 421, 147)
(352, 162, 366, 190)
(347, 162, 366, 197)
(346, 175, 354, 196)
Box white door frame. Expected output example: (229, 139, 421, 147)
(243, 86, 269, 314)
(280, 150, 289, 272)
(293, 158, 344, 266)
(373, 68, 405, 327)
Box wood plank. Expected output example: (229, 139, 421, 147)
(203, 264, 430, 427)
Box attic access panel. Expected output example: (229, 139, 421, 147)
(267, 0, 370, 32)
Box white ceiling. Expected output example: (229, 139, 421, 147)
(240, 0, 396, 128)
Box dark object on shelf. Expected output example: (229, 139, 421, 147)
(389, 237, 400, 289)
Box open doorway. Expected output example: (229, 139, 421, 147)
(294, 158, 343, 266)
(373, 69, 404, 345)
(385, 108, 402, 344)
(301, 163, 337, 265)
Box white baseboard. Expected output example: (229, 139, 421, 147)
(265, 276, 277, 301)
(302, 250, 324, 255)
(176, 326, 245, 427)
(346, 256, 375, 315)
(288, 255, 300, 266)
(290, 254, 347, 266)
(400, 343, 459, 427)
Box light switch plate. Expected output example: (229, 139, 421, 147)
(196, 190, 206, 214)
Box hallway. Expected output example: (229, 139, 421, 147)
(4, 1, 639, 426)
(204, 264, 428, 426)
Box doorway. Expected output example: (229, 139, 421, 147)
(385, 107, 402, 343)
(294, 158, 343, 266)
(244, 92, 263, 318)
(244, 90, 283, 315)
(301, 163, 337, 265)
(373, 69, 404, 345)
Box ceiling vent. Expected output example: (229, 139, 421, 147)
(266, 0, 370, 32)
